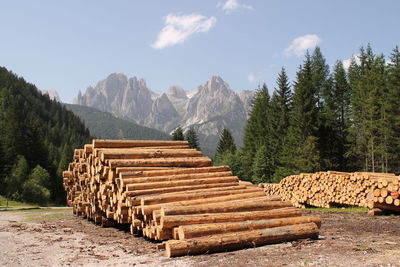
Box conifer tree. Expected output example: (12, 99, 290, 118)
(276, 53, 320, 178)
(311, 47, 333, 169)
(241, 84, 271, 179)
(171, 126, 184, 141)
(387, 46, 400, 171)
(185, 127, 200, 150)
(216, 128, 236, 155)
(269, 68, 292, 180)
(324, 61, 351, 170)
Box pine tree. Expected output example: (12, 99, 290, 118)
(216, 128, 236, 155)
(348, 45, 389, 172)
(311, 47, 332, 170)
(185, 127, 200, 150)
(241, 84, 271, 179)
(324, 61, 351, 170)
(171, 126, 184, 141)
(387, 46, 400, 171)
(276, 53, 320, 178)
(270, 68, 292, 180)
(252, 145, 271, 183)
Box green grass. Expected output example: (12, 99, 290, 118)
(2, 207, 71, 213)
(306, 207, 368, 213)
(0, 196, 38, 208)
(24, 210, 70, 222)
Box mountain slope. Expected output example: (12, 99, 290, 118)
(65, 104, 170, 140)
(0, 66, 91, 203)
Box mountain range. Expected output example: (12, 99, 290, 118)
(74, 74, 255, 155)
(64, 104, 170, 141)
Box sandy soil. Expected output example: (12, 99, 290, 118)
(0, 209, 399, 267)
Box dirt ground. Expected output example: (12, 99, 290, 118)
(0, 209, 399, 267)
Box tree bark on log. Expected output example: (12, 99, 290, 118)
(165, 222, 319, 257)
(177, 216, 321, 239)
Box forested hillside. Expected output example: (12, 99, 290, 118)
(0, 67, 91, 204)
(65, 104, 170, 141)
(215, 45, 400, 184)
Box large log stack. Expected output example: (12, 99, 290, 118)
(63, 139, 320, 257)
(260, 171, 400, 215)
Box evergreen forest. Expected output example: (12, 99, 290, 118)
(215, 45, 400, 184)
(0, 67, 91, 204)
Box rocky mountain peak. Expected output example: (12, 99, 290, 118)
(167, 86, 188, 99)
(199, 75, 233, 97)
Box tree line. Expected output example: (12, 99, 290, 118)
(0, 67, 91, 204)
(214, 45, 400, 184)
(171, 126, 201, 150)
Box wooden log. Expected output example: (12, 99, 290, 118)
(177, 216, 321, 240)
(123, 182, 240, 198)
(119, 171, 233, 188)
(141, 191, 268, 215)
(165, 222, 319, 257)
(160, 207, 301, 228)
(100, 149, 202, 161)
(140, 187, 261, 206)
(119, 166, 230, 178)
(125, 176, 239, 191)
(108, 157, 212, 168)
(161, 197, 292, 216)
(93, 139, 188, 149)
(367, 208, 383, 216)
(115, 167, 177, 175)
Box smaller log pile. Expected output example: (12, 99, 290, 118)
(260, 171, 400, 215)
(63, 139, 320, 257)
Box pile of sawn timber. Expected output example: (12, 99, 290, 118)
(260, 171, 400, 216)
(63, 139, 320, 257)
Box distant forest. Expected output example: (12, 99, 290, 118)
(64, 104, 170, 141)
(0, 67, 91, 204)
(214, 45, 400, 184)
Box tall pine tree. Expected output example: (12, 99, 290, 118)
(270, 68, 292, 181)
(185, 127, 200, 150)
(216, 128, 236, 155)
(324, 61, 352, 170)
(276, 53, 320, 178)
(241, 84, 271, 180)
(387, 46, 400, 171)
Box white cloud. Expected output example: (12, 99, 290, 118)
(342, 54, 360, 69)
(219, 0, 254, 13)
(248, 73, 256, 83)
(284, 34, 321, 57)
(151, 14, 216, 49)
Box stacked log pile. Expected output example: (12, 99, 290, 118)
(260, 171, 400, 215)
(63, 139, 320, 257)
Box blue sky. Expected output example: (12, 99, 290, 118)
(1, 0, 399, 103)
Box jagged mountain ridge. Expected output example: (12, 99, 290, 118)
(74, 73, 254, 155)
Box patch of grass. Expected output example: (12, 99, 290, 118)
(24, 210, 70, 222)
(306, 207, 368, 213)
(1, 207, 71, 213)
(0, 196, 38, 208)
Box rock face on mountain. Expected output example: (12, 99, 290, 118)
(166, 86, 189, 117)
(74, 73, 254, 156)
(239, 90, 256, 118)
(75, 73, 153, 124)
